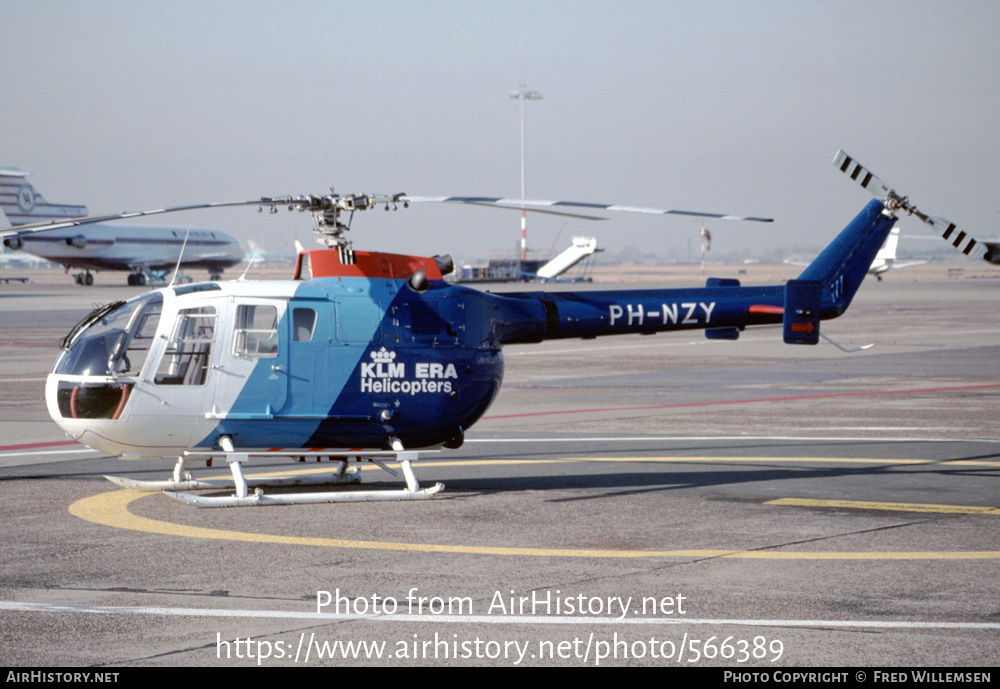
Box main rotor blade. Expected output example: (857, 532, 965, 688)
(403, 197, 605, 220)
(0, 189, 776, 246)
(401, 196, 773, 223)
(0, 199, 284, 238)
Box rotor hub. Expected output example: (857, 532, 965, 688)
(260, 191, 408, 249)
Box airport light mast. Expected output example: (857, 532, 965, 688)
(509, 85, 542, 261)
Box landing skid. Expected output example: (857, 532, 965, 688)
(104, 463, 361, 493)
(104, 437, 443, 507)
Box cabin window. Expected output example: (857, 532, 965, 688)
(154, 307, 216, 386)
(293, 308, 317, 342)
(232, 304, 279, 358)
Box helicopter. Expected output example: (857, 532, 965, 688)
(13, 151, 939, 507)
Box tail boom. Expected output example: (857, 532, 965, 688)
(490, 200, 896, 347)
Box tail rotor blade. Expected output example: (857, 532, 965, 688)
(832, 150, 893, 199)
(924, 215, 987, 261)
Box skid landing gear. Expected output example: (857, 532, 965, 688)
(104, 436, 443, 507)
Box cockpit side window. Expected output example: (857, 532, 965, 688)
(154, 306, 216, 386)
(232, 304, 279, 358)
(118, 296, 163, 376)
(54, 293, 163, 378)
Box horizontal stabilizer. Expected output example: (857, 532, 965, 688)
(706, 327, 740, 340)
(705, 278, 743, 339)
(783, 279, 821, 345)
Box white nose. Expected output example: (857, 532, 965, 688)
(45, 374, 128, 456)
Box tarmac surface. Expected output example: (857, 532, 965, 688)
(0, 266, 998, 667)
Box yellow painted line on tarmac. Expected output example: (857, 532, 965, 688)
(69, 488, 724, 558)
(767, 498, 1000, 515)
(68, 456, 1000, 560)
(393, 456, 1000, 468)
(585, 457, 1000, 466)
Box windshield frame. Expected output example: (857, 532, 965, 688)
(53, 292, 164, 378)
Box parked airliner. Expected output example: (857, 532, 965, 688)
(0, 168, 243, 285)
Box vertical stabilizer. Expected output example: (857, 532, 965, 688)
(0, 169, 88, 226)
(796, 199, 898, 318)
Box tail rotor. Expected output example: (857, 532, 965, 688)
(833, 150, 990, 263)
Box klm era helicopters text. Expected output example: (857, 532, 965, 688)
(6, 150, 987, 507)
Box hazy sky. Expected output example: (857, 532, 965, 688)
(2, 0, 998, 264)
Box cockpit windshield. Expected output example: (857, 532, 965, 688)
(54, 292, 164, 377)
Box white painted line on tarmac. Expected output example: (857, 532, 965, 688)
(0, 447, 100, 468)
(464, 436, 1000, 444)
(0, 449, 97, 458)
(1, 601, 997, 630)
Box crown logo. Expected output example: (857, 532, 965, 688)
(370, 347, 396, 363)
